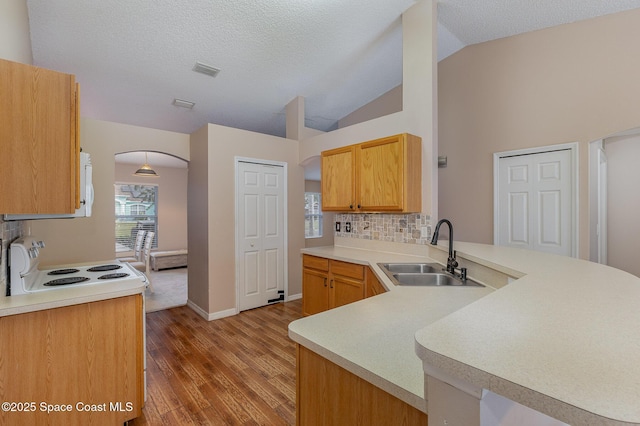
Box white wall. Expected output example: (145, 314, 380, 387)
(0, 0, 32, 64)
(338, 85, 402, 129)
(604, 132, 640, 277)
(438, 8, 640, 258)
(188, 123, 305, 317)
(30, 118, 190, 266)
(299, 1, 438, 218)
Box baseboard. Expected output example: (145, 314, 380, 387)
(287, 293, 302, 301)
(186, 300, 237, 321)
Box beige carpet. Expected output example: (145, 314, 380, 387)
(145, 267, 188, 313)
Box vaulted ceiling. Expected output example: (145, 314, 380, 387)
(27, 0, 640, 138)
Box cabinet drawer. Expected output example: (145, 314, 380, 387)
(330, 260, 364, 280)
(303, 255, 329, 272)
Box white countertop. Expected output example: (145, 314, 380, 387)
(415, 242, 640, 425)
(288, 243, 495, 412)
(289, 240, 640, 424)
(0, 279, 146, 317)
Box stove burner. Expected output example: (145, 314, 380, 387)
(43, 276, 91, 286)
(87, 264, 122, 272)
(98, 273, 129, 280)
(47, 268, 80, 275)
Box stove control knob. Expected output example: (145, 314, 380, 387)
(28, 247, 39, 259)
(32, 240, 45, 248)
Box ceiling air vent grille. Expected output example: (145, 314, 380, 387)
(193, 61, 221, 77)
(172, 99, 195, 109)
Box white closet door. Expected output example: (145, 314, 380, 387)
(496, 149, 573, 256)
(237, 161, 285, 311)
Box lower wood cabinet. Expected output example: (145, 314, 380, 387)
(296, 344, 427, 425)
(302, 254, 387, 316)
(366, 269, 387, 297)
(0, 295, 144, 425)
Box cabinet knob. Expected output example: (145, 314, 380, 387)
(330, 279, 334, 289)
(357, 204, 361, 209)
(349, 204, 353, 209)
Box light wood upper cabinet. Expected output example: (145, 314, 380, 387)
(321, 133, 421, 213)
(0, 59, 80, 214)
(321, 145, 356, 211)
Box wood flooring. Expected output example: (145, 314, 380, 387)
(130, 299, 303, 425)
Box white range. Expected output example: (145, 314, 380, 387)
(9, 236, 148, 296)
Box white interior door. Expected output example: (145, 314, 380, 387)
(237, 161, 285, 311)
(495, 148, 574, 256)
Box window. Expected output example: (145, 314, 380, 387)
(115, 183, 158, 252)
(305, 192, 323, 238)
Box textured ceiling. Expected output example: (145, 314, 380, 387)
(27, 0, 640, 140)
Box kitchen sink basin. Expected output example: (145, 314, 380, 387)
(377, 263, 484, 287)
(391, 272, 483, 287)
(378, 263, 443, 274)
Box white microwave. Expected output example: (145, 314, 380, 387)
(4, 152, 94, 220)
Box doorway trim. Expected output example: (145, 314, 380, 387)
(234, 156, 289, 313)
(493, 142, 579, 257)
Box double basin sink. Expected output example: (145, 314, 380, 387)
(377, 263, 484, 287)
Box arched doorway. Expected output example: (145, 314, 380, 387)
(115, 151, 189, 311)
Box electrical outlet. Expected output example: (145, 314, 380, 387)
(335, 222, 341, 232)
(345, 222, 352, 233)
(421, 226, 431, 239)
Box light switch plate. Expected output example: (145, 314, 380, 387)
(335, 222, 341, 232)
(345, 222, 352, 233)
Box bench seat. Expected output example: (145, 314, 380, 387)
(150, 250, 188, 271)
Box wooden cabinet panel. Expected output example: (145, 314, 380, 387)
(331, 275, 364, 308)
(0, 59, 80, 214)
(303, 254, 329, 271)
(302, 255, 366, 315)
(321, 146, 356, 211)
(359, 137, 404, 210)
(320, 133, 421, 213)
(302, 267, 329, 316)
(366, 267, 387, 297)
(330, 260, 364, 281)
(297, 345, 427, 426)
(0, 295, 144, 425)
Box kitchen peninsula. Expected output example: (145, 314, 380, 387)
(289, 238, 640, 425)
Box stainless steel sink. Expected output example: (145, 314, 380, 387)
(379, 263, 443, 274)
(391, 272, 483, 287)
(377, 263, 484, 287)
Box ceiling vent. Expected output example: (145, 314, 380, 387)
(193, 61, 221, 77)
(172, 98, 195, 109)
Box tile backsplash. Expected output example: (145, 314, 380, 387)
(1, 219, 25, 295)
(334, 213, 431, 245)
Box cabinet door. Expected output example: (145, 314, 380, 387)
(331, 275, 364, 308)
(366, 268, 387, 297)
(302, 268, 329, 316)
(297, 345, 428, 426)
(358, 136, 405, 211)
(0, 295, 143, 425)
(0, 59, 79, 214)
(321, 146, 356, 211)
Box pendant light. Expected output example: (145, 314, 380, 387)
(133, 152, 159, 177)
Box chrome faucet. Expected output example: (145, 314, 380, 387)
(430, 219, 466, 280)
